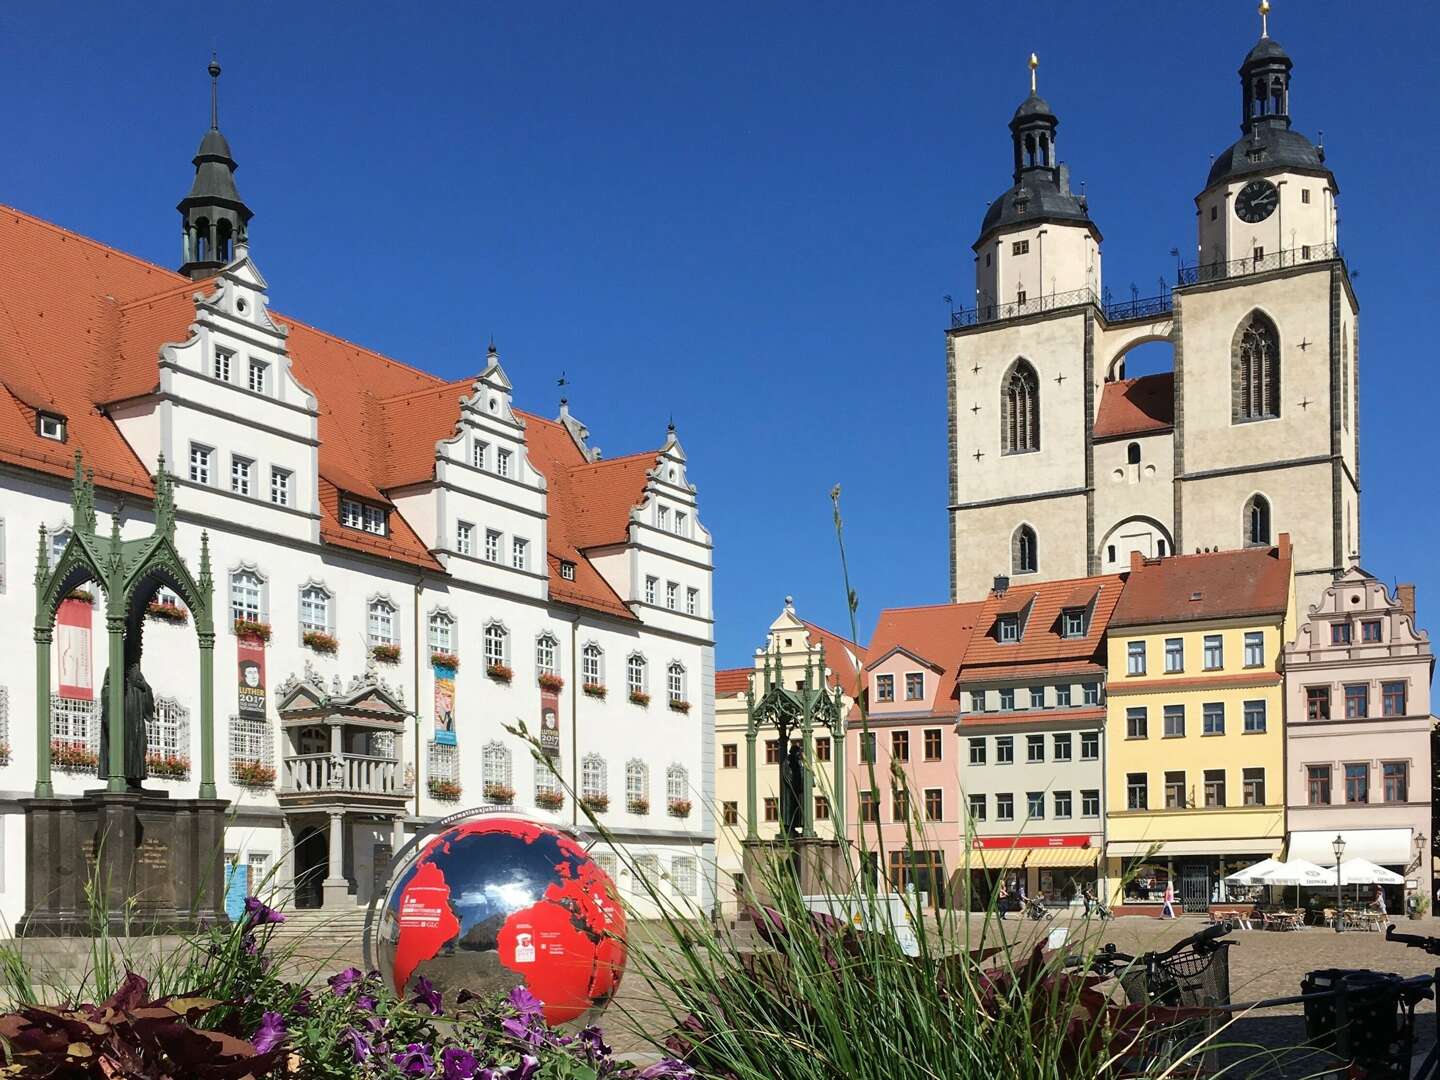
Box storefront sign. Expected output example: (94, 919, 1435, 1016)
(539, 687, 560, 758)
(973, 834, 1091, 850)
(433, 663, 456, 746)
(237, 636, 266, 719)
(56, 597, 93, 699)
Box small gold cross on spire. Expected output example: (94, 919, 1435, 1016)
(1028, 52, 1039, 94)
(1259, 0, 1270, 38)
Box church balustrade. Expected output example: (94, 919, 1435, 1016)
(1177, 241, 1340, 286)
(951, 285, 1099, 328)
(281, 750, 406, 797)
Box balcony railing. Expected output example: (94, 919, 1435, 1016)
(281, 752, 408, 797)
(950, 286, 1098, 329)
(1176, 242, 1340, 286)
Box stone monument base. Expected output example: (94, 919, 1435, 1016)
(18, 791, 230, 936)
(741, 836, 853, 906)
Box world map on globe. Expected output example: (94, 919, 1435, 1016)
(370, 815, 627, 1026)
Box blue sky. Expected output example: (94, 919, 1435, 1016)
(2, 2, 1436, 667)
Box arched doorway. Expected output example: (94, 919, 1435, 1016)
(293, 825, 327, 909)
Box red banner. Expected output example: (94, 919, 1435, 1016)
(56, 598, 93, 699)
(237, 636, 266, 718)
(973, 834, 1091, 850)
(539, 687, 560, 758)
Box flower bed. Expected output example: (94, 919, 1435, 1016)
(303, 629, 338, 654)
(627, 797, 650, 815)
(234, 619, 271, 642)
(668, 798, 693, 819)
(486, 662, 513, 684)
(483, 783, 515, 805)
(537, 672, 564, 692)
(146, 752, 191, 779)
(146, 600, 189, 624)
(233, 760, 276, 788)
(534, 789, 565, 810)
(372, 643, 401, 665)
(51, 741, 98, 772)
(581, 793, 610, 813)
(628, 689, 651, 707)
(431, 651, 459, 670)
(582, 682, 607, 699)
(669, 698, 692, 714)
(429, 778, 461, 801)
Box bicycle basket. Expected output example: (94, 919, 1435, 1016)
(1120, 944, 1231, 1008)
(1301, 969, 1419, 1080)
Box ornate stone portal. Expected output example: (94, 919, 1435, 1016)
(19, 454, 228, 935)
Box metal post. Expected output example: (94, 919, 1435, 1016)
(832, 710, 847, 843)
(744, 728, 758, 842)
(801, 715, 816, 840)
(34, 628, 53, 798)
(105, 615, 126, 792)
(198, 631, 216, 799)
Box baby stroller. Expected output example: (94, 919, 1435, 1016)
(1023, 895, 1054, 921)
(1083, 888, 1112, 920)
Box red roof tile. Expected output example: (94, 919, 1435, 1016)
(1093, 373, 1174, 440)
(864, 602, 984, 682)
(0, 204, 658, 619)
(799, 620, 867, 694)
(1109, 538, 1292, 628)
(716, 668, 751, 697)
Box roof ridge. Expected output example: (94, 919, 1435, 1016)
(376, 377, 474, 406)
(566, 449, 659, 473)
(876, 600, 984, 614)
(798, 618, 866, 651)
(1, 204, 193, 285)
(116, 275, 220, 312)
(271, 310, 449, 387)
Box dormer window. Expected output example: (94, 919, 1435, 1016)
(1061, 608, 1086, 638)
(560, 560, 576, 581)
(37, 412, 66, 442)
(997, 615, 1020, 644)
(341, 497, 388, 536)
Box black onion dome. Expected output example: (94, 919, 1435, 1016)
(1205, 125, 1333, 191)
(975, 171, 1097, 251)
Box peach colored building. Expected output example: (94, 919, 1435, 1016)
(847, 603, 982, 906)
(1283, 568, 1434, 904)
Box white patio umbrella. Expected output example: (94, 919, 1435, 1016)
(1225, 858, 1283, 886)
(1334, 858, 1405, 886)
(1259, 859, 1334, 909)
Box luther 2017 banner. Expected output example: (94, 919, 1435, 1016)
(540, 687, 560, 757)
(237, 637, 266, 718)
(433, 663, 456, 746)
(56, 597, 93, 700)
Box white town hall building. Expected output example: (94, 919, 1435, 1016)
(0, 61, 715, 928)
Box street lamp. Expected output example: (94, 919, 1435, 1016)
(1332, 833, 1346, 933)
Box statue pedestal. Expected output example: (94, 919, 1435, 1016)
(18, 791, 230, 936)
(741, 837, 852, 906)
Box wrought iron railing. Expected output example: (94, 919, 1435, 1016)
(1177, 241, 1340, 286)
(950, 286, 1098, 328)
(1102, 291, 1174, 323)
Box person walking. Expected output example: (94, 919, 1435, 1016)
(997, 882, 1009, 920)
(1161, 879, 1177, 919)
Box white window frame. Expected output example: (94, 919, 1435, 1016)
(511, 537, 528, 570)
(148, 696, 189, 762)
(627, 653, 648, 694)
(673, 510, 688, 536)
(456, 521, 473, 556)
(666, 581, 678, 610)
(472, 440, 488, 470)
(230, 455, 253, 497)
(299, 583, 332, 636)
(582, 753, 607, 798)
(686, 587, 698, 616)
(496, 448, 512, 478)
(671, 855, 697, 896)
(229, 567, 265, 625)
(644, 576, 657, 604)
(248, 358, 269, 395)
(428, 609, 455, 654)
(189, 443, 213, 486)
(38, 413, 66, 441)
(666, 764, 688, 802)
(484, 529, 501, 562)
(213, 346, 233, 382)
(626, 760, 649, 805)
(269, 467, 292, 506)
(484, 622, 509, 667)
(52, 694, 97, 749)
(536, 633, 559, 676)
(482, 741, 513, 794)
(667, 661, 687, 704)
(582, 643, 604, 686)
(367, 596, 397, 646)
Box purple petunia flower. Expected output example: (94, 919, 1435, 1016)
(576, 1026, 611, 1060)
(328, 966, 364, 995)
(508, 984, 543, 1017)
(356, 993, 378, 1012)
(501, 1015, 546, 1047)
(251, 1011, 287, 1054)
(340, 1026, 372, 1063)
(409, 975, 443, 1015)
(392, 1043, 435, 1077)
(242, 896, 285, 927)
(241, 932, 258, 956)
(440, 1046, 480, 1080)
(635, 1061, 698, 1078)
(496, 1055, 540, 1080)
(292, 988, 313, 1017)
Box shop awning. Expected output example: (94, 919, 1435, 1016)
(1287, 828, 1413, 868)
(1105, 838, 1281, 858)
(962, 846, 1098, 869)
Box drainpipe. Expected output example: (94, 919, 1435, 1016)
(414, 572, 423, 820)
(570, 612, 582, 830)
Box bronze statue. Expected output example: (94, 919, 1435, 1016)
(780, 741, 804, 839)
(98, 632, 153, 787)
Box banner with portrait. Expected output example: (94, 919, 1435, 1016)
(539, 687, 560, 758)
(237, 637, 266, 719)
(433, 662, 457, 745)
(56, 597, 94, 699)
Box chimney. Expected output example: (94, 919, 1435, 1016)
(992, 575, 1010, 596)
(1130, 549, 1145, 573)
(1277, 532, 1292, 562)
(1397, 583, 1417, 623)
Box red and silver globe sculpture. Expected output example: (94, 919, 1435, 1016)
(366, 814, 626, 1026)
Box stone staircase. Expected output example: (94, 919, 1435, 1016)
(263, 905, 369, 972)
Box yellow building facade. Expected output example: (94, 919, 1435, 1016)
(1103, 541, 1295, 912)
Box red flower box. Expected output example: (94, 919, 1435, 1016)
(303, 630, 338, 654)
(371, 643, 401, 665)
(431, 651, 460, 671)
(537, 672, 565, 693)
(429, 778, 462, 801)
(233, 760, 276, 787)
(486, 663, 514, 684)
(146, 601, 189, 625)
(535, 790, 565, 810)
(668, 798, 693, 819)
(628, 690, 651, 707)
(581, 793, 610, 813)
(582, 683, 608, 699)
(627, 797, 650, 815)
(484, 783, 516, 804)
(669, 699, 692, 714)
(234, 619, 272, 643)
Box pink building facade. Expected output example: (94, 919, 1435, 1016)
(1283, 568, 1434, 903)
(846, 603, 981, 906)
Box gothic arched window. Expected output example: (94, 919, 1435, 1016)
(1244, 494, 1272, 547)
(1013, 524, 1038, 575)
(1002, 359, 1040, 454)
(1234, 313, 1280, 421)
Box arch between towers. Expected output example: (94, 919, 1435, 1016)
(1098, 319, 1176, 383)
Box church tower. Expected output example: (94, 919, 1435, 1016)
(1175, 1, 1355, 614)
(177, 57, 253, 280)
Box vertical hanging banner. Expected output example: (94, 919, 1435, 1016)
(237, 637, 267, 718)
(56, 597, 94, 699)
(540, 687, 561, 758)
(433, 663, 457, 746)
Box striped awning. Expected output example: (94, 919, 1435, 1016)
(961, 846, 1098, 870)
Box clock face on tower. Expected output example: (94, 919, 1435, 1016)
(1234, 179, 1279, 224)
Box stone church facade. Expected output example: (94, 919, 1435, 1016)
(948, 23, 1357, 619)
(0, 63, 716, 928)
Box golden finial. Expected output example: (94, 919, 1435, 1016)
(1028, 52, 1039, 94)
(1259, 0, 1270, 38)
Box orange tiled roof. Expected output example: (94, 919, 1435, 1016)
(0, 205, 656, 619)
(864, 601, 984, 713)
(956, 573, 1127, 689)
(1109, 539, 1292, 628)
(715, 667, 751, 697)
(1093, 374, 1174, 440)
(799, 620, 867, 694)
